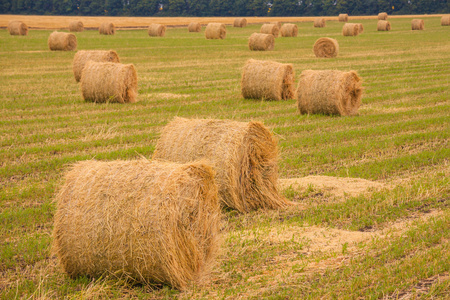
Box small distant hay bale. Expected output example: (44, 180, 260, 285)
(271, 21, 282, 29)
(52, 159, 221, 290)
(72, 50, 120, 82)
(296, 70, 363, 116)
(357, 23, 364, 33)
(411, 19, 424, 30)
(233, 18, 247, 27)
(99, 22, 115, 35)
(342, 23, 359, 36)
(260, 24, 279, 37)
(7, 20, 28, 35)
(148, 24, 166, 37)
(69, 21, 84, 32)
(48, 31, 77, 51)
(314, 18, 326, 28)
(188, 22, 201, 32)
(81, 61, 137, 103)
(378, 12, 388, 20)
(313, 37, 339, 58)
(280, 23, 298, 37)
(153, 117, 291, 213)
(377, 20, 391, 31)
(241, 59, 295, 101)
(248, 33, 274, 51)
(441, 15, 450, 26)
(205, 23, 226, 39)
(339, 14, 348, 22)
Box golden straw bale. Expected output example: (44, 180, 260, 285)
(260, 24, 279, 37)
(48, 31, 77, 51)
(233, 18, 247, 27)
(339, 14, 348, 22)
(72, 50, 120, 82)
(357, 23, 364, 33)
(7, 20, 28, 35)
(411, 19, 424, 30)
(99, 22, 115, 35)
(296, 70, 363, 116)
(188, 22, 202, 32)
(52, 159, 221, 290)
(271, 21, 282, 29)
(280, 23, 298, 37)
(205, 23, 226, 39)
(377, 20, 391, 31)
(313, 37, 339, 58)
(378, 12, 388, 20)
(441, 15, 450, 26)
(69, 21, 84, 32)
(81, 61, 137, 103)
(153, 117, 291, 213)
(241, 59, 295, 101)
(314, 18, 326, 28)
(248, 33, 274, 51)
(342, 23, 359, 36)
(148, 24, 166, 37)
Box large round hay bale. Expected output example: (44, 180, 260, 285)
(99, 22, 115, 35)
(241, 59, 295, 101)
(48, 31, 77, 51)
(377, 20, 391, 31)
(338, 14, 348, 22)
(7, 20, 28, 35)
(280, 23, 298, 37)
(205, 23, 226, 39)
(411, 19, 424, 30)
(80, 61, 137, 103)
(441, 15, 450, 26)
(378, 12, 388, 20)
(314, 18, 326, 28)
(72, 50, 120, 82)
(260, 24, 279, 37)
(148, 23, 166, 37)
(152, 117, 291, 213)
(248, 33, 274, 51)
(188, 22, 201, 32)
(342, 23, 359, 36)
(69, 21, 84, 32)
(357, 23, 364, 33)
(52, 159, 220, 290)
(313, 37, 339, 58)
(233, 18, 247, 27)
(296, 70, 363, 116)
(271, 21, 282, 29)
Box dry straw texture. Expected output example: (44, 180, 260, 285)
(339, 14, 349, 22)
(313, 37, 339, 58)
(378, 12, 388, 20)
(314, 18, 326, 28)
(148, 23, 166, 36)
(68, 21, 83, 32)
(342, 23, 359, 36)
(153, 117, 291, 213)
(411, 19, 424, 30)
(280, 23, 298, 37)
(377, 20, 391, 31)
(441, 15, 450, 26)
(99, 22, 115, 35)
(205, 23, 226, 39)
(296, 70, 363, 116)
(7, 20, 28, 35)
(260, 24, 279, 37)
(80, 61, 137, 103)
(233, 18, 247, 27)
(52, 159, 221, 290)
(357, 23, 364, 33)
(188, 22, 201, 32)
(241, 59, 295, 101)
(271, 21, 282, 29)
(248, 33, 275, 51)
(72, 50, 120, 82)
(48, 31, 77, 51)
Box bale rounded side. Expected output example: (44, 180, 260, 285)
(342, 23, 359, 36)
(313, 37, 339, 58)
(233, 18, 247, 27)
(338, 14, 348, 22)
(7, 20, 28, 35)
(314, 18, 326, 28)
(188, 22, 202, 32)
(378, 12, 388, 20)
(48, 31, 77, 51)
(148, 24, 166, 37)
(280, 24, 298, 37)
(411, 19, 424, 30)
(72, 50, 121, 82)
(441, 15, 450, 26)
(99, 22, 115, 35)
(260, 24, 279, 37)
(205, 23, 226, 39)
(69, 21, 84, 32)
(377, 20, 391, 31)
(248, 33, 274, 51)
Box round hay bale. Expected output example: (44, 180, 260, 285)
(271, 21, 282, 29)
(233, 18, 247, 27)
(72, 50, 120, 82)
(188, 22, 201, 32)
(69, 21, 84, 32)
(52, 159, 221, 290)
(248, 33, 274, 51)
(80, 61, 137, 103)
(314, 18, 326, 28)
(338, 14, 348, 22)
(411, 19, 424, 30)
(205, 23, 226, 39)
(377, 20, 391, 31)
(313, 37, 339, 58)
(241, 59, 295, 101)
(260, 24, 279, 37)
(99, 22, 115, 35)
(7, 20, 28, 36)
(441, 15, 450, 26)
(152, 117, 291, 213)
(378, 12, 388, 20)
(357, 23, 364, 33)
(148, 23, 166, 37)
(48, 31, 77, 51)
(280, 23, 298, 37)
(342, 23, 359, 36)
(296, 70, 363, 116)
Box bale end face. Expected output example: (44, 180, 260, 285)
(441, 16, 450, 26)
(148, 24, 166, 37)
(377, 20, 391, 31)
(411, 19, 424, 30)
(8, 20, 28, 35)
(313, 37, 339, 58)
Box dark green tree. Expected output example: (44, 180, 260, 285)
(129, 0, 159, 16)
(105, 0, 123, 15)
(271, 0, 300, 16)
(188, 0, 210, 16)
(168, 0, 186, 15)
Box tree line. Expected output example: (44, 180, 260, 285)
(1, 0, 448, 17)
